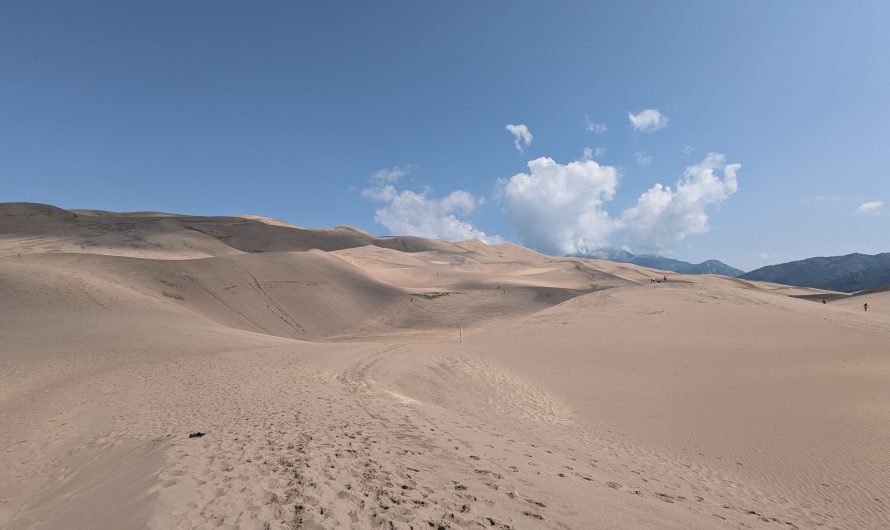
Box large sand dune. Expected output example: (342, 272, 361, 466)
(1, 202, 889, 529)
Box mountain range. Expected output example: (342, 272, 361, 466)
(589, 249, 746, 277)
(741, 252, 890, 293)
(596, 249, 890, 293)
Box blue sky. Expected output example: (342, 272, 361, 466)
(2, 1, 888, 270)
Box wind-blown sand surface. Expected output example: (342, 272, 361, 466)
(1, 203, 889, 529)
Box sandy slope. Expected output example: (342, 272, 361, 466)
(833, 290, 890, 317)
(2, 203, 889, 529)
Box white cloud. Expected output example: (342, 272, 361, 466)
(585, 115, 608, 134)
(856, 201, 883, 216)
(759, 252, 773, 260)
(628, 109, 669, 133)
(633, 151, 652, 167)
(500, 157, 620, 256)
(500, 153, 740, 256)
(583, 147, 606, 160)
(683, 145, 695, 155)
(620, 153, 739, 253)
(362, 175, 501, 243)
(505, 123, 533, 152)
(369, 165, 412, 183)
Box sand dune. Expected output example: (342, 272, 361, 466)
(833, 290, 890, 316)
(2, 203, 889, 529)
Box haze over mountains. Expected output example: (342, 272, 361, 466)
(2, 202, 890, 529)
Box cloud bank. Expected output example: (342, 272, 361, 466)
(628, 109, 669, 133)
(500, 153, 740, 255)
(505, 123, 533, 152)
(363, 150, 741, 256)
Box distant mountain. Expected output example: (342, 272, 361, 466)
(740, 253, 890, 293)
(685, 259, 745, 276)
(588, 249, 745, 276)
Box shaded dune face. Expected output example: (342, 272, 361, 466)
(0, 203, 630, 340)
(0, 202, 377, 259)
(1, 203, 889, 529)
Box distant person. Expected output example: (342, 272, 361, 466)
(663, 275, 667, 282)
(864, 302, 868, 312)
(822, 299, 827, 304)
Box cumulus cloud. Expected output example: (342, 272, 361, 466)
(500, 157, 620, 255)
(362, 169, 501, 243)
(505, 123, 533, 152)
(584, 115, 608, 134)
(633, 151, 652, 167)
(856, 201, 883, 216)
(500, 153, 740, 256)
(628, 109, 669, 133)
(758, 252, 774, 260)
(620, 153, 739, 253)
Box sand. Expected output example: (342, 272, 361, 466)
(1, 202, 889, 529)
